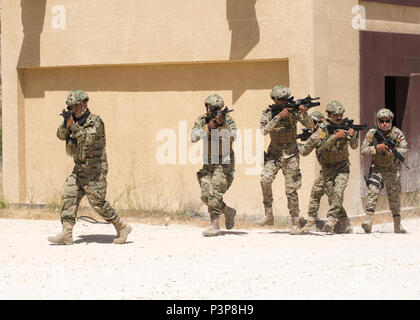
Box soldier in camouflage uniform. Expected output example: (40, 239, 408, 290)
(298, 101, 357, 233)
(361, 108, 407, 233)
(190, 94, 237, 237)
(255, 85, 313, 235)
(48, 90, 132, 245)
(297, 111, 329, 232)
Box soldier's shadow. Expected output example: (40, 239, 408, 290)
(266, 231, 329, 237)
(302, 231, 333, 237)
(74, 234, 134, 244)
(219, 231, 248, 236)
(267, 231, 293, 235)
(353, 231, 401, 235)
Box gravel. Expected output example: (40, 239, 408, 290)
(0, 217, 419, 299)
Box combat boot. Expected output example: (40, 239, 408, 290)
(255, 207, 274, 226)
(337, 217, 353, 234)
(289, 216, 303, 235)
(322, 216, 337, 233)
(361, 213, 374, 234)
(222, 205, 236, 230)
(202, 216, 221, 237)
(48, 221, 74, 245)
(112, 216, 132, 244)
(302, 216, 318, 232)
(393, 216, 407, 234)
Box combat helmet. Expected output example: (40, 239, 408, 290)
(66, 90, 89, 105)
(328, 101, 345, 115)
(325, 102, 334, 114)
(376, 108, 394, 120)
(310, 111, 325, 123)
(270, 85, 291, 100)
(376, 108, 394, 127)
(204, 94, 224, 109)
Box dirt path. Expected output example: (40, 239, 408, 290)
(0, 217, 419, 299)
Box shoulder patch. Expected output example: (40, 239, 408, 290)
(389, 127, 401, 141)
(261, 108, 272, 122)
(394, 127, 405, 139)
(197, 114, 207, 124)
(366, 128, 376, 140)
(366, 132, 375, 142)
(318, 129, 327, 140)
(262, 107, 272, 117)
(86, 113, 99, 125)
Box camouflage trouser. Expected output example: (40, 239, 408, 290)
(260, 153, 302, 217)
(307, 172, 349, 219)
(197, 163, 235, 220)
(308, 172, 330, 218)
(366, 166, 401, 217)
(323, 172, 349, 219)
(60, 169, 118, 224)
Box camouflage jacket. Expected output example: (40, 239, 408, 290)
(361, 126, 407, 169)
(318, 122, 359, 168)
(260, 105, 313, 159)
(298, 121, 358, 178)
(297, 123, 328, 158)
(190, 113, 236, 165)
(57, 112, 107, 169)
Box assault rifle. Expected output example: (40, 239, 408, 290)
(205, 106, 234, 125)
(297, 128, 313, 141)
(326, 119, 368, 135)
(341, 117, 355, 125)
(374, 129, 410, 169)
(59, 105, 76, 146)
(271, 95, 321, 118)
(60, 105, 73, 123)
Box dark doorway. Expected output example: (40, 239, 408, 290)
(385, 76, 410, 129)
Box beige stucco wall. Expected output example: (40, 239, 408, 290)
(311, 0, 363, 216)
(22, 61, 291, 215)
(17, 0, 309, 67)
(360, 0, 420, 34)
(2, 0, 320, 217)
(1, 1, 26, 203)
(3, 0, 417, 218)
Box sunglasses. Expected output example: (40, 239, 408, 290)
(379, 119, 391, 124)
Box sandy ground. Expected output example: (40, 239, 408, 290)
(0, 217, 419, 300)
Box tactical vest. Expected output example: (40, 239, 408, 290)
(269, 117, 297, 145)
(205, 127, 234, 164)
(320, 132, 350, 165)
(65, 137, 78, 158)
(372, 127, 399, 168)
(67, 114, 106, 164)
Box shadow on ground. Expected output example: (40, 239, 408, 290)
(74, 234, 133, 244)
(219, 231, 248, 236)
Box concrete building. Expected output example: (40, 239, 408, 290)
(1, 0, 419, 219)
